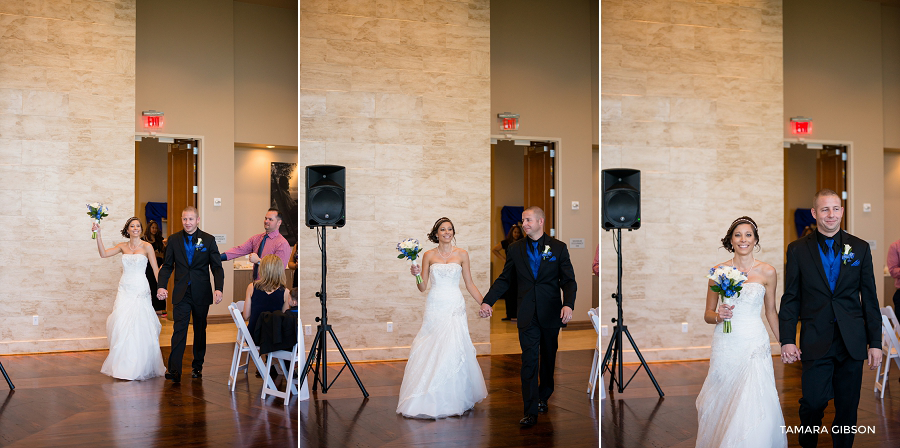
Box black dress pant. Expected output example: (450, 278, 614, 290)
(518, 314, 559, 415)
(798, 324, 864, 448)
(167, 288, 209, 373)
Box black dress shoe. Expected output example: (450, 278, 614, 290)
(165, 371, 181, 383)
(501, 317, 512, 321)
(519, 414, 538, 427)
(191, 368, 202, 378)
(537, 400, 548, 413)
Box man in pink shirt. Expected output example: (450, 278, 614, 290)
(222, 208, 292, 280)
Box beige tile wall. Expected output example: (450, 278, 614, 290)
(299, 0, 492, 361)
(600, 0, 784, 362)
(0, 1, 136, 354)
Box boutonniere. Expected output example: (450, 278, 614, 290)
(541, 245, 553, 261)
(196, 237, 204, 250)
(841, 244, 854, 265)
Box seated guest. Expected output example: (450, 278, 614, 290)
(242, 255, 292, 344)
(222, 208, 292, 280)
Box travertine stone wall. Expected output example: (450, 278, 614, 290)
(600, 0, 784, 361)
(0, 0, 136, 354)
(299, 0, 492, 361)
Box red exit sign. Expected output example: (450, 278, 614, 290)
(502, 118, 518, 130)
(790, 117, 811, 135)
(142, 110, 164, 131)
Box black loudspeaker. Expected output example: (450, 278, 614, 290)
(306, 165, 346, 227)
(602, 168, 640, 230)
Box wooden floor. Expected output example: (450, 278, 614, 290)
(0, 343, 297, 447)
(601, 357, 900, 447)
(300, 349, 600, 447)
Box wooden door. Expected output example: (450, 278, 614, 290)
(165, 140, 198, 318)
(816, 145, 847, 230)
(524, 142, 555, 234)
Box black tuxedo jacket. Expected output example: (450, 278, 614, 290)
(157, 229, 225, 305)
(483, 234, 577, 329)
(779, 230, 881, 361)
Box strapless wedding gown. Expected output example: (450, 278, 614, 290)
(396, 263, 488, 419)
(100, 254, 167, 381)
(695, 283, 787, 447)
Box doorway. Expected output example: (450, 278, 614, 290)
(489, 137, 558, 354)
(784, 142, 849, 252)
(135, 135, 200, 319)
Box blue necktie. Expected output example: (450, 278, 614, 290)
(186, 235, 194, 265)
(253, 234, 268, 279)
(824, 239, 836, 291)
(529, 240, 540, 278)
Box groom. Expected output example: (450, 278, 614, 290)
(481, 206, 577, 427)
(157, 206, 225, 383)
(780, 189, 882, 447)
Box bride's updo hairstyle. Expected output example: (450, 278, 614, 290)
(427, 217, 456, 244)
(721, 216, 759, 253)
(121, 216, 143, 237)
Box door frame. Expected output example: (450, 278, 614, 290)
(136, 132, 207, 225)
(784, 138, 855, 233)
(491, 134, 563, 236)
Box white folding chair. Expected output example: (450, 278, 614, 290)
(227, 304, 275, 394)
(883, 306, 900, 342)
(227, 302, 251, 390)
(588, 308, 603, 400)
(299, 317, 309, 401)
(261, 344, 299, 405)
(874, 314, 900, 398)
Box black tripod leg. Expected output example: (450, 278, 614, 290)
(0, 361, 13, 390)
(622, 326, 664, 397)
(601, 327, 619, 391)
(327, 327, 369, 398)
(301, 328, 323, 391)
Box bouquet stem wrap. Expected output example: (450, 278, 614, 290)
(722, 297, 733, 333)
(411, 259, 422, 284)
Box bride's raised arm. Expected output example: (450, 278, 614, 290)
(459, 250, 483, 304)
(414, 250, 432, 292)
(93, 223, 123, 258)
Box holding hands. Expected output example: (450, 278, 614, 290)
(479, 303, 492, 318)
(157, 288, 168, 301)
(781, 344, 801, 364)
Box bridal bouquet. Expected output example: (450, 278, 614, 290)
(86, 202, 109, 239)
(706, 266, 748, 333)
(397, 238, 424, 284)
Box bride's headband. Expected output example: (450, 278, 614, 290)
(730, 217, 757, 232)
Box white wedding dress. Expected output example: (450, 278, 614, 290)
(696, 283, 787, 447)
(396, 263, 488, 419)
(100, 254, 167, 381)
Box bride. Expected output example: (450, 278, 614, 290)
(400, 217, 488, 419)
(695, 216, 786, 447)
(93, 218, 167, 381)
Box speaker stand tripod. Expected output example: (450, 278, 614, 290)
(0, 361, 12, 390)
(601, 228, 663, 397)
(300, 226, 368, 398)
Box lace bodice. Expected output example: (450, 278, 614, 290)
(727, 283, 765, 323)
(425, 263, 465, 319)
(121, 253, 149, 276)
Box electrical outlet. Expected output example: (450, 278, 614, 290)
(304, 325, 312, 335)
(601, 325, 608, 337)
(682, 322, 688, 333)
(387, 321, 393, 332)
(33, 315, 39, 326)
